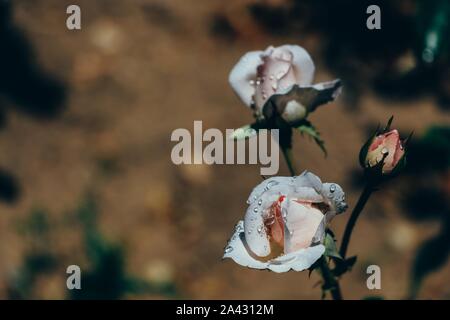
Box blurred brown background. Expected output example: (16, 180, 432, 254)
(0, 0, 449, 299)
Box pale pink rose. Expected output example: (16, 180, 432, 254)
(365, 129, 405, 173)
(228, 45, 341, 124)
(223, 171, 347, 273)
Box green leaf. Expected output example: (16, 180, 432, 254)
(409, 230, 450, 299)
(295, 121, 327, 156)
(332, 256, 357, 277)
(417, 0, 450, 64)
(359, 123, 381, 169)
(363, 296, 384, 300)
(324, 233, 342, 260)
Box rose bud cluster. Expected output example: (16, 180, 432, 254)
(223, 171, 347, 273)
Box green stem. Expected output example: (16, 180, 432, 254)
(339, 182, 375, 259)
(281, 146, 296, 176)
(319, 257, 342, 300)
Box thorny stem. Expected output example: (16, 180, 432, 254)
(339, 182, 375, 259)
(281, 146, 297, 176)
(319, 257, 342, 300)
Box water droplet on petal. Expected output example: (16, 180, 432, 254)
(253, 207, 258, 213)
(224, 246, 233, 254)
(258, 199, 262, 205)
(330, 184, 336, 193)
(266, 180, 279, 189)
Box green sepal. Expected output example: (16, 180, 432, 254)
(295, 120, 327, 156)
(332, 256, 358, 277)
(324, 233, 342, 260)
(359, 130, 377, 169)
(230, 121, 267, 140)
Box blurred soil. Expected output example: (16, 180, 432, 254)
(0, 0, 449, 299)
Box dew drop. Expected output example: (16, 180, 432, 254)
(266, 180, 279, 189)
(253, 207, 258, 213)
(258, 199, 262, 206)
(330, 184, 336, 193)
(224, 246, 233, 254)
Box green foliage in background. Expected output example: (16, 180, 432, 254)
(8, 194, 178, 300)
(407, 126, 450, 299)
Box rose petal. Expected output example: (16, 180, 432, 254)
(284, 200, 324, 253)
(223, 220, 325, 273)
(244, 199, 272, 257)
(383, 130, 400, 170)
(254, 47, 296, 110)
(322, 182, 348, 215)
(267, 245, 325, 273)
(368, 135, 384, 152)
(246, 177, 291, 205)
(278, 45, 315, 86)
(228, 50, 263, 107)
(295, 171, 323, 194)
(223, 221, 267, 270)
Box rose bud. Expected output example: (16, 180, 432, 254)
(364, 129, 406, 174)
(223, 171, 347, 273)
(228, 45, 342, 125)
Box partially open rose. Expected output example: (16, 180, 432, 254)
(223, 171, 347, 273)
(228, 45, 342, 125)
(365, 129, 406, 174)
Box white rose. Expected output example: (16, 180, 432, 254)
(229, 45, 342, 124)
(223, 171, 347, 273)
